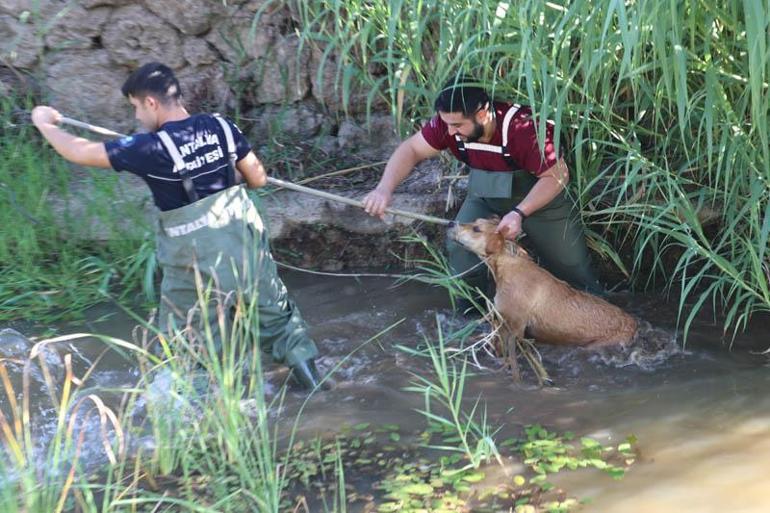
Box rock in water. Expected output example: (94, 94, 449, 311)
(0, 328, 31, 361)
(0, 329, 64, 408)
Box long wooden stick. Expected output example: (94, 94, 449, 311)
(266, 176, 450, 225)
(58, 116, 450, 225)
(60, 116, 126, 138)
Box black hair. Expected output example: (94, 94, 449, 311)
(120, 62, 181, 104)
(433, 75, 490, 116)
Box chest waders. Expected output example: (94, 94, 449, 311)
(446, 106, 601, 298)
(155, 115, 318, 368)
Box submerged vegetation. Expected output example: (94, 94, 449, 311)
(0, 284, 636, 512)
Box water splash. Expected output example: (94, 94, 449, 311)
(590, 320, 685, 371)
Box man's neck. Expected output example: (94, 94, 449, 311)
(157, 106, 190, 127)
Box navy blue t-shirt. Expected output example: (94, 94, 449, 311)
(105, 114, 251, 211)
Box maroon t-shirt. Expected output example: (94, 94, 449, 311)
(420, 102, 559, 176)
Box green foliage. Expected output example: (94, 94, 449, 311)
(0, 98, 155, 322)
(399, 317, 503, 470)
(514, 424, 637, 486)
(278, 419, 636, 512)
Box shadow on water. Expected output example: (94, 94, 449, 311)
(3, 272, 770, 511)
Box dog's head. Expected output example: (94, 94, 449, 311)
(447, 217, 507, 257)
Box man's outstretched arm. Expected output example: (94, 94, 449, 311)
(31, 106, 111, 169)
(497, 157, 570, 239)
(362, 131, 440, 218)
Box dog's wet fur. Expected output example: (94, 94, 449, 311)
(448, 218, 641, 348)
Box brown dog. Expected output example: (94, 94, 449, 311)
(448, 218, 638, 347)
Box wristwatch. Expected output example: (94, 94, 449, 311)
(512, 206, 528, 221)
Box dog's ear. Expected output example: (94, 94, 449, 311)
(489, 214, 501, 223)
(485, 231, 505, 255)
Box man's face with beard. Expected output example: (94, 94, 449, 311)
(438, 106, 487, 142)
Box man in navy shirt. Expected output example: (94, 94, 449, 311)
(32, 62, 326, 390)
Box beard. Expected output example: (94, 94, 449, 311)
(463, 120, 485, 143)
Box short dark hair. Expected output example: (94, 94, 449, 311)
(121, 62, 181, 104)
(433, 76, 490, 116)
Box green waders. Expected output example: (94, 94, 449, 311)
(156, 185, 318, 367)
(446, 168, 602, 296)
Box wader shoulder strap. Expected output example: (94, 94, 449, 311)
(500, 103, 520, 168)
(213, 114, 237, 188)
(455, 135, 470, 165)
(453, 103, 521, 169)
(157, 130, 199, 203)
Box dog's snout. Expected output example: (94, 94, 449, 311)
(447, 221, 456, 228)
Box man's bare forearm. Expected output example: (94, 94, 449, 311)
(516, 158, 569, 216)
(375, 141, 420, 193)
(35, 122, 110, 168)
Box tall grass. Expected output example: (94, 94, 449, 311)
(0, 97, 155, 323)
(297, 0, 770, 341)
(399, 317, 503, 470)
(0, 273, 318, 512)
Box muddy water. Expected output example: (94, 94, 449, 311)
(280, 275, 770, 513)
(4, 272, 770, 512)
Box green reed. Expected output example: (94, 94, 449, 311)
(297, 0, 770, 341)
(0, 97, 155, 323)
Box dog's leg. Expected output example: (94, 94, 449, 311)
(502, 325, 521, 381)
(497, 311, 528, 381)
(500, 313, 527, 341)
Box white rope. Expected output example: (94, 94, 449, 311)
(274, 261, 410, 279)
(274, 259, 486, 281)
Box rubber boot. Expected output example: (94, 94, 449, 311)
(289, 358, 333, 391)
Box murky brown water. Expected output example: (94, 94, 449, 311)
(3, 272, 770, 512)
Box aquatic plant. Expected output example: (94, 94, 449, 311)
(399, 316, 503, 470)
(0, 267, 634, 512)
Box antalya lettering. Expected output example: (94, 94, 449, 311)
(176, 132, 224, 172)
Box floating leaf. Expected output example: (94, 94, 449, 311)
(462, 471, 485, 483)
(402, 483, 434, 495)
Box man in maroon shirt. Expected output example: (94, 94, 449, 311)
(363, 77, 602, 306)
